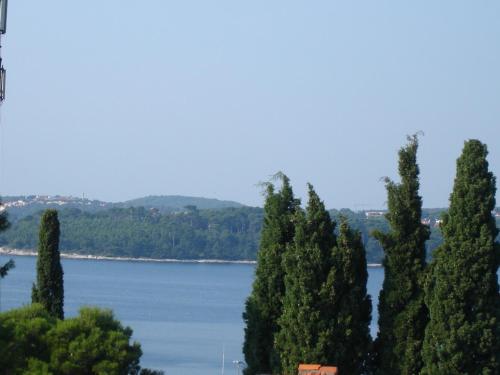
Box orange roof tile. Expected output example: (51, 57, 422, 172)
(298, 364, 321, 371)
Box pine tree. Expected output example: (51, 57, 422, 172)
(422, 140, 500, 374)
(32, 209, 64, 320)
(320, 218, 372, 375)
(276, 184, 336, 375)
(243, 173, 299, 375)
(373, 135, 430, 375)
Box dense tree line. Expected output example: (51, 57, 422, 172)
(2, 204, 491, 263)
(0, 206, 264, 261)
(244, 138, 500, 375)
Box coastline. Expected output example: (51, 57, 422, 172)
(0, 247, 382, 267)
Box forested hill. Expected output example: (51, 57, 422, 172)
(1, 205, 499, 262)
(118, 195, 245, 211)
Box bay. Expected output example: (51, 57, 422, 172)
(0, 255, 383, 374)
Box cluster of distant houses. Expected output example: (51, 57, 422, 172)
(0, 195, 107, 212)
(365, 210, 500, 227)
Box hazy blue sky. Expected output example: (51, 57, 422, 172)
(1, 1, 499, 209)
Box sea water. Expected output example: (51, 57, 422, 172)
(0, 255, 384, 374)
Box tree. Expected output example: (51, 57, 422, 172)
(321, 218, 372, 374)
(422, 140, 500, 374)
(276, 184, 336, 375)
(243, 173, 300, 375)
(0, 304, 145, 375)
(372, 135, 430, 375)
(47, 307, 142, 374)
(32, 209, 65, 319)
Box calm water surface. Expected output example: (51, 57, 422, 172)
(0, 255, 384, 374)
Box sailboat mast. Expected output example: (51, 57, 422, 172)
(221, 344, 225, 375)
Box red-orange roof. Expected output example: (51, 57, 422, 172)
(298, 364, 321, 371)
(298, 364, 338, 375)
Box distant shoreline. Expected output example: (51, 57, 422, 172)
(0, 248, 382, 267)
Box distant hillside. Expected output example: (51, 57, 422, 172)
(0, 195, 247, 221)
(119, 195, 246, 211)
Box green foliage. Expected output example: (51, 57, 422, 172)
(3, 206, 263, 261)
(32, 209, 64, 319)
(243, 174, 300, 375)
(0, 304, 55, 372)
(0, 258, 14, 278)
(47, 307, 142, 375)
(4, 202, 496, 263)
(422, 140, 500, 374)
(372, 135, 430, 375)
(321, 218, 372, 374)
(276, 184, 336, 375)
(0, 304, 143, 375)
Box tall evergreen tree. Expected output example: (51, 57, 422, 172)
(373, 135, 430, 375)
(276, 184, 336, 375)
(422, 140, 500, 374)
(243, 173, 299, 375)
(32, 209, 64, 320)
(320, 218, 372, 374)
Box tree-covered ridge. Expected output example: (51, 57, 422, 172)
(1, 206, 263, 261)
(1, 205, 499, 262)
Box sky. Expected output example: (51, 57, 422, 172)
(1, 1, 499, 209)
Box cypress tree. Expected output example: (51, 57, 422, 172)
(243, 173, 299, 375)
(32, 209, 64, 320)
(373, 135, 430, 375)
(276, 184, 336, 375)
(320, 218, 372, 374)
(422, 140, 500, 374)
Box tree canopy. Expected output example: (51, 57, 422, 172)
(0, 304, 144, 375)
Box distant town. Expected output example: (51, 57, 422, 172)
(0, 195, 109, 211)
